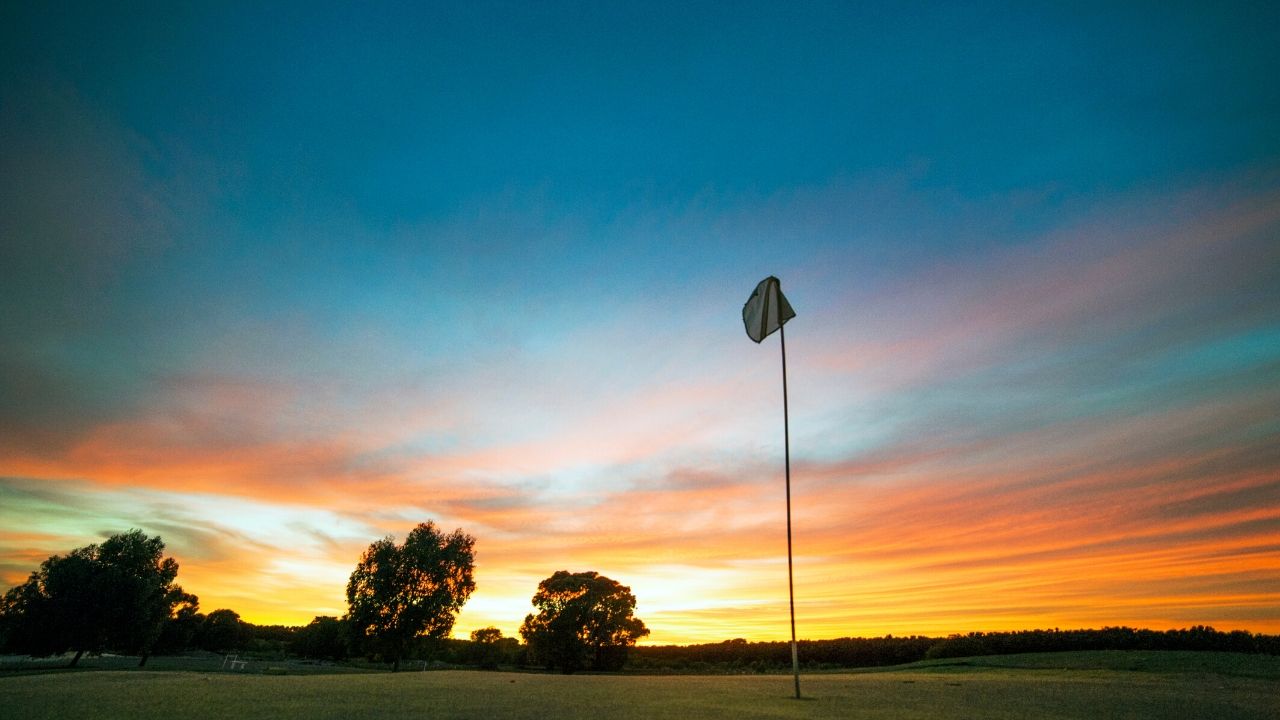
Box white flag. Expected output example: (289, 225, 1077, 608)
(743, 276, 796, 343)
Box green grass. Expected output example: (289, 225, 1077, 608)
(1, 652, 1276, 720)
(864, 650, 1280, 680)
(0, 654, 384, 676)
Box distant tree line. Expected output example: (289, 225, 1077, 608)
(629, 627, 1280, 672)
(4, 528, 1277, 673)
(629, 635, 936, 672)
(921, 626, 1280, 660)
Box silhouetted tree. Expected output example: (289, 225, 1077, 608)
(135, 587, 199, 665)
(469, 626, 507, 669)
(0, 530, 191, 667)
(153, 599, 203, 655)
(292, 616, 349, 660)
(344, 522, 476, 671)
(200, 608, 250, 653)
(0, 555, 84, 659)
(520, 570, 649, 673)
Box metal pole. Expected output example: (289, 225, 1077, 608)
(780, 321, 800, 699)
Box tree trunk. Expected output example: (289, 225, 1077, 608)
(392, 657, 400, 672)
(138, 652, 150, 667)
(68, 649, 84, 668)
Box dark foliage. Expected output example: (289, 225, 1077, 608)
(344, 522, 476, 671)
(520, 570, 649, 673)
(0, 530, 194, 667)
(151, 592, 203, 656)
(923, 626, 1280, 659)
(468, 627, 520, 669)
(630, 635, 934, 672)
(199, 609, 251, 653)
(630, 627, 1280, 672)
(291, 616, 350, 660)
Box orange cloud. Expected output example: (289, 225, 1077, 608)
(2, 185, 1278, 643)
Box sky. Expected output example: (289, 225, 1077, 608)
(2, 2, 1278, 644)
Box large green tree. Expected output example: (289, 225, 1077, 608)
(520, 570, 649, 673)
(344, 522, 476, 671)
(0, 530, 194, 667)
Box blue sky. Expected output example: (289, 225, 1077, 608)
(2, 2, 1278, 640)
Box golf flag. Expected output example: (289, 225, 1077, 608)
(742, 274, 803, 698)
(743, 276, 796, 343)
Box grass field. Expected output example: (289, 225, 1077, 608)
(2, 651, 1276, 720)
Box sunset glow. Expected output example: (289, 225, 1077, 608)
(2, 3, 1277, 645)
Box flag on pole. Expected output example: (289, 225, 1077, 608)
(743, 276, 796, 343)
(743, 274, 802, 699)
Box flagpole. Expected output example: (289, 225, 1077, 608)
(780, 321, 800, 699)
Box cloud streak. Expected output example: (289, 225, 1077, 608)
(4, 181, 1279, 639)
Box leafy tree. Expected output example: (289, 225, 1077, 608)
(520, 570, 649, 673)
(345, 522, 476, 671)
(0, 530, 191, 667)
(469, 626, 507, 669)
(153, 600, 203, 655)
(0, 555, 82, 659)
(471, 626, 504, 643)
(200, 608, 250, 653)
(292, 616, 349, 660)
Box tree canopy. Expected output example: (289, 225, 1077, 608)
(469, 626, 514, 669)
(291, 615, 350, 660)
(344, 522, 476, 671)
(200, 608, 250, 653)
(0, 530, 194, 666)
(520, 570, 649, 672)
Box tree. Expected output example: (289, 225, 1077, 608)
(200, 609, 250, 653)
(292, 616, 349, 660)
(93, 531, 198, 666)
(0, 530, 191, 667)
(153, 599, 203, 655)
(469, 626, 507, 669)
(344, 522, 476, 671)
(0, 555, 82, 659)
(520, 570, 649, 673)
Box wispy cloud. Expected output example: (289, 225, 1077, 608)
(1, 177, 1278, 641)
